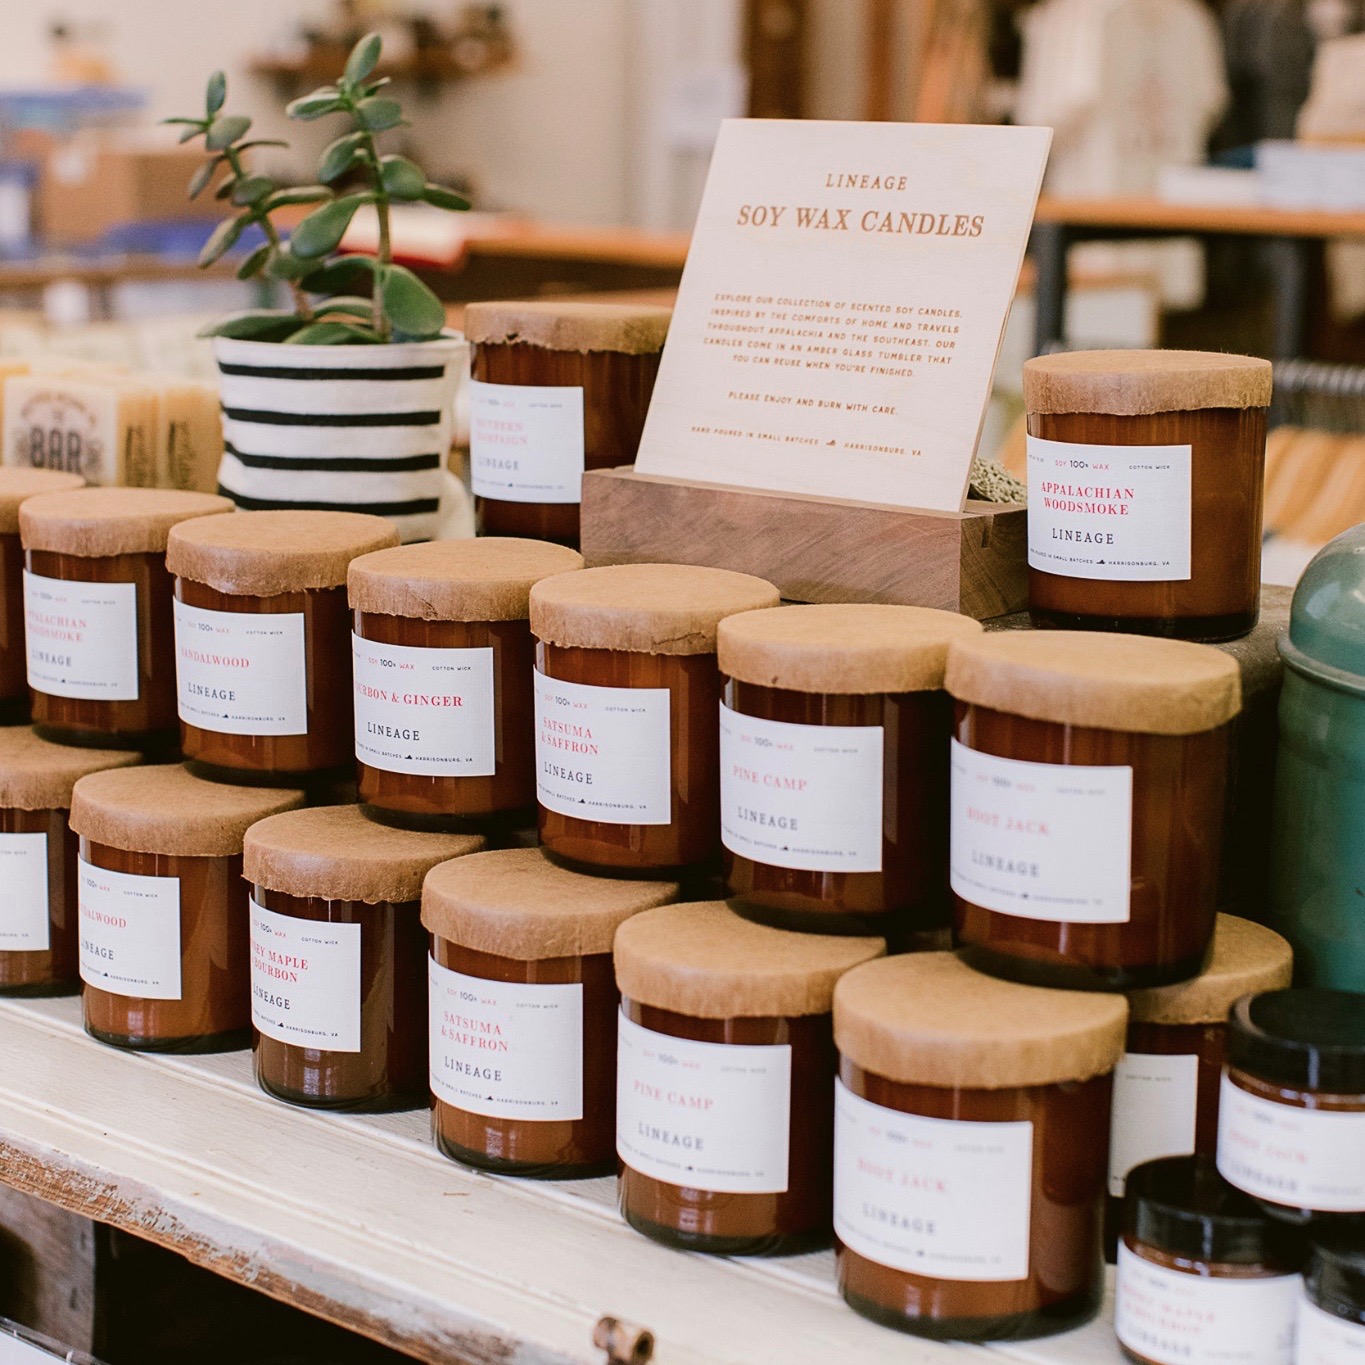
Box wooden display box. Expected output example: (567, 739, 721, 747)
(581, 466, 1028, 619)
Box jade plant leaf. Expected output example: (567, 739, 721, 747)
(318, 132, 366, 184)
(345, 32, 383, 85)
(420, 183, 470, 211)
(355, 96, 403, 132)
(299, 256, 376, 294)
(231, 175, 274, 207)
(287, 89, 344, 121)
(379, 155, 424, 200)
(263, 185, 332, 211)
(205, 70, 226, 116)
(235, 244, 271, 280)
(187, 160, 219, 199)
(314, 296, 376, 319)
(198, 214, 248, 266)
(289, 193, 370, 258)
(205, 114, 251, 151)
(381, 265, 445, 339)
(198, 310, 299, 341)
(285, 319, 382, 345)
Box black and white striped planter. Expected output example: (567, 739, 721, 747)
(214, 334, 468, 543)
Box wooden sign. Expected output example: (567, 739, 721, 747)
(634, 118, 1051, 512)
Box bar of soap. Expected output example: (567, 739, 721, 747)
(151, 376, 224, 493)
(2, 374, 157, 484)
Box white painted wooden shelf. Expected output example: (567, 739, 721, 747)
(0, 996, 1125, 1365)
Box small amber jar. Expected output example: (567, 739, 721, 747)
(832, 952, 1126, 1342)
(1115, 1155, 1303, 1365)
(1217, 988, 1365, 1220)
(946, 630, 1242, 991)
(423, 846, 677, 1177)
(466, 300, 671, 548)
(70, 764, 302, 1051)
(614, 901, 882, 1256)
(21, 488, 231, 750)
(0, 727, 139, 996)
(717, 603, 983, 941)
(167, 510, 398, 784)
(348, 537, 582, 829)
(529, 564, 778, 874)
(243, 804, 482, 1111)
(1024, 349, 1271, 642)
(0, 468, 84, 724)
(1300, 1229, 1365, 1363)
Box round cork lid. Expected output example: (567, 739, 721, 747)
(349, 538, 583, 622)
(0, 468, 85, 535)
(945, 631, 1241, 735)
(244, 805, 483, 904)
(834, 953, 1128, 1090)
(719, 604, 984, 695)
(20, 488, 232, 557)
(0, 726, 141, 811)
(69, 765, 304, 858)
(530, 563, 780, 656)
(422, 847, 678, 959)
(464, 300, 672, 355)
(614, 902, 884, 1019)
(167, 510, 399, 596)
(1023, 349, 1272, 416)
(1129, 915, 1294, 1026)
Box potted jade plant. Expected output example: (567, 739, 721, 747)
(171, 32, 470, 541)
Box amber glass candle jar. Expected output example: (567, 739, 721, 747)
(168, 510, 398, 784)
(1300, 1229, 1365, 1363)
(832, 952, 1126, 1341)
(1217, 988, 1365, 1220)
(1024, 349, 1271, 642)
(423, 846, 677, 1177)
(946, 630, 1241, 991)
(0, 468, 84, 724)
(466, 300, 671, 548)
(1115, 1155, 1303, 1365)
(614, 901, 882, 1256)
(21, 488, 231, 750)
(70, 765, 302, 1051)
(349, 537, 582, 829)
(717, 603, 983, 941)
(243, 804, 482, 1111)
(530, 564, 779, 874)
(0, 728, 139, 996)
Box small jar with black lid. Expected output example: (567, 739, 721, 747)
(614, 901, 882, 1255)
(716, 603, 983, 941)
(1115, 1155, 1302, 1365)
(349, 537, 582, 829)
(1217, 988, 1365, 1220)
(1299, 1228, 1365, 1363)
(422, 846, 677, 1177)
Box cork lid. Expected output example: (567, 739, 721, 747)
(945, 631, 1242, 735)
(20, 488, 232, 557)
(0, 468, 85, 534)
(0, 726, 141, 811)
(349, 538, 583, 622)
(167, 510, 399, 596)
(1129, 915, 1294, 1026)
(614, 902, 884, 1019)
(422, 847, 678, 958)
(464, 300, 672, 355)
(530, 563, 780, 656)
(69, 765, 304, 858)
(243, 804, 483, 904)
(1023, 349, 1272, 416)
(834, 953, 1128, 1089)
(719, 604, 983, 695)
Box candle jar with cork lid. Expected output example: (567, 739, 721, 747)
(1299, 1228, 1365, 1363)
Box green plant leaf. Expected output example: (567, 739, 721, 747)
(198, 309, 299, 341)
(198, 214, 249, 266)
(299, 256, 376, 294)
(289, 193, 371, 258)
(318, 132, 366, 184)
(419, 182, 470, 211)
(345, 32, 383, 85)
(236, 139, 289, 152)
(287, 89, 343, 120)
(235, 244, 271, 280)
(263, 184, 332, 210)
(379, 155, 424, 199)
(284, 320, 381, 345)
(205, 114, 251, 151)
(355, 96, 403, 132)
(214, 179, 235, 200)
(177, 125, 203, 144)
(313, 295, 375, 319)
(163, 116, 203, 127)
(231, 175, 274, 207)
(205, 70, 226, 116)
(361, 77, 392, 95)
(381, 265, 445, 339)
(264, 249, 316, 281)
(187, 160, 219, 200)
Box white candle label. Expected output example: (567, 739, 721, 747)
(1026, 435, 1193, 582)
(1108, 1051, 1201, 1197)
(1115, 1243, 1298, 1365)
(77, 860, 181, 1000)
(949, 740, 1132, 923)
(428, 957, 584, 1120)
(352, 635, 496, 777)
(24, 571, 138, 701)
(469, 380, 585, 505)
(0, 834, 49, 951)
(249, 900, 362, 1053)
(1217, 1072, 1365, 1212)
(616, 1011, 791, 1193)
(1298, 1293, 1365, 1363)
(833, 1079, 1033, 1282)
(534, 671, 671, 826)
(719, 703, 884, 872)
(173, 599, 307, 736)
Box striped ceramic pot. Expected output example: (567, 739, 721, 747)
(213, 333, 468, 543)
